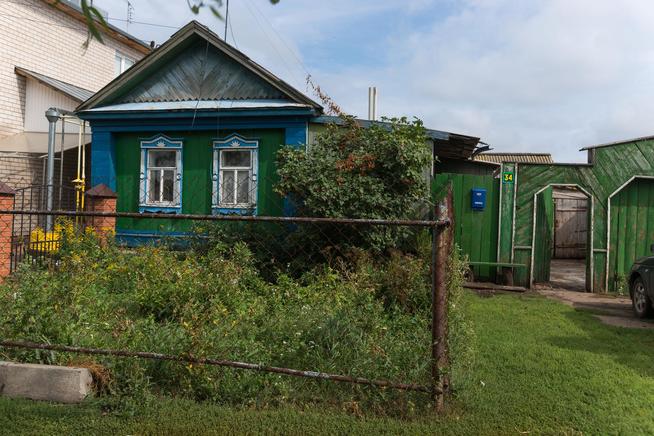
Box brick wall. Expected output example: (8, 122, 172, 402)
(0, 0, 147, 138)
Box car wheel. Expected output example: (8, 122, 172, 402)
(631, 277, 653, 318)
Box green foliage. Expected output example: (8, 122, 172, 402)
(614, 274, 629, 296)
(274, 116, 432, 253)
(276, 117, 432, 220)
(0, 228, 473, 416)
(5, 293, 654, 434)
(446, 246, 477, 386)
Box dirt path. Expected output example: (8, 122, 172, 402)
(536, 287, 654, 329)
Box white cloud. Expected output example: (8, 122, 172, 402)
(97, 0, 654, 162)
(307, 0, 654, 162)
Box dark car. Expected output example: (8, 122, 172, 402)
(629, 250, 654, 318)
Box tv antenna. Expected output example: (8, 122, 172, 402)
(126, 0, 134, 32)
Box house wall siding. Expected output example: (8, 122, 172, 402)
(0, 0, 145, 138)
(112, 129, 286, 234)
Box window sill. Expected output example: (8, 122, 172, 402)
(212, 206, 257, 216)
(139, 205, 182, 214)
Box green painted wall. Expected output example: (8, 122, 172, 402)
(510, 138, 654, 292)
(114, 129, 285, 233)
(433, 173, 500, 280)
(498, 163, 516, 264)
(532, 187, 553, 283)
(609, 178, 654, 289)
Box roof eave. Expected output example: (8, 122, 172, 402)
(77, 106, 319, 121)
(15, 66, 93, 102)
(42, 0, 151, 54)
(580, 134, 654, 151)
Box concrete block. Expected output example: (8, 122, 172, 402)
(0, 361, 93, 403)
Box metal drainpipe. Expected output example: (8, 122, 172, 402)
(45, 108, 60, 231)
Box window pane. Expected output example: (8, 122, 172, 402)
(222, 171, 235, 204)
(222, 150, 251, 168)
(236, 171, 250, 203)
(162, 170, 175, 202)
(124, 57, 134, 70)
(114, 54, 122, 76)
(149, 150, 176, 168)
(149, 170, 161, 202)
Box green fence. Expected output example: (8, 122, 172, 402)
(433, 173, 500, 280)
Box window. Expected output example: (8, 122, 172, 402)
(213, 135, 258, 212)
(147, 150, 177, 204)
(139, 135, 183, 212)
(115, 52, 135, 76)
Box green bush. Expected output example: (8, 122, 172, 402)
(275, 116, 432, 253)
(0, 230, 474, 416)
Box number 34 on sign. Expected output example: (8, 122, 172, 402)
(502, 172, 514, 184)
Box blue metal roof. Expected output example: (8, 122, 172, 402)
(310, 115, 481, 160)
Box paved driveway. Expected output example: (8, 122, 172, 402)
(537, 287, 654, 329)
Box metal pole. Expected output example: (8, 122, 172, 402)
(45, 108, 60, 231)
(432, 183, 453, 412)
(58, 117, 65, 209)
(224, 0, 229, 40)
(0, 339, 433, 394)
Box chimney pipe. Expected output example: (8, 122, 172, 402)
(368, 87, 377, 121)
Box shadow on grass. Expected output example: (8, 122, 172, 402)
(547, 309, 654, 379)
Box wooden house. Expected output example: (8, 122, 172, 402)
(76, 21, 483, 242)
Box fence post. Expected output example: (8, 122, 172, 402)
(432, 183, 453, 412)
(85, 184, 117, 239)
(0, 182, 16, 280)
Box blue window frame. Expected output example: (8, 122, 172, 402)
(212, 134, 258, 214)
(139, 135, 183, 213)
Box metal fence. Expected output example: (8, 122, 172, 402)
(9, 185, 77, 273)
(0, 188, 454, 411)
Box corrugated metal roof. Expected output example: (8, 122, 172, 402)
(473, 153, 553, 164)
(15, 67, 94, 102)
(84, 100, 312, 112)
(580, 134, 654, 151)
(311, 115, 450, 140)
(310, 116, 481, 160)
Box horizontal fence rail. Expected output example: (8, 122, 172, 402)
(0, 186, 454, 410)
(0, 340, 434, 394)
(0, 209, 449, 228)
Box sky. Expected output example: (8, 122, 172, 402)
(94, 0, 654, 163)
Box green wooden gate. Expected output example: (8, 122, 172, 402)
(609, 177, 654, 291)
(433, 173, 499, 280)
(532, 187, 554, 283)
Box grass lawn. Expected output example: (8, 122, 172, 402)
(2, 291, 654, 435)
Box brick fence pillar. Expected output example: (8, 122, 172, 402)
(0, 182, 16, 279)
(85, 184, 117, 239)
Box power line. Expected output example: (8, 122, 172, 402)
(107, 16, 180, 30)
(228, 11, 238, 49)
(241, 0, 303, 86)
(0, 9, 179, 32)
(244, 0, 310, 77)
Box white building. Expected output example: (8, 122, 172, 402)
(0, 0, 150, 195)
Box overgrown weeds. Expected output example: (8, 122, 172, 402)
(0, 227, 474, 417)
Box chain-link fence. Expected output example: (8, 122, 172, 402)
(0, 179, 453, 412)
